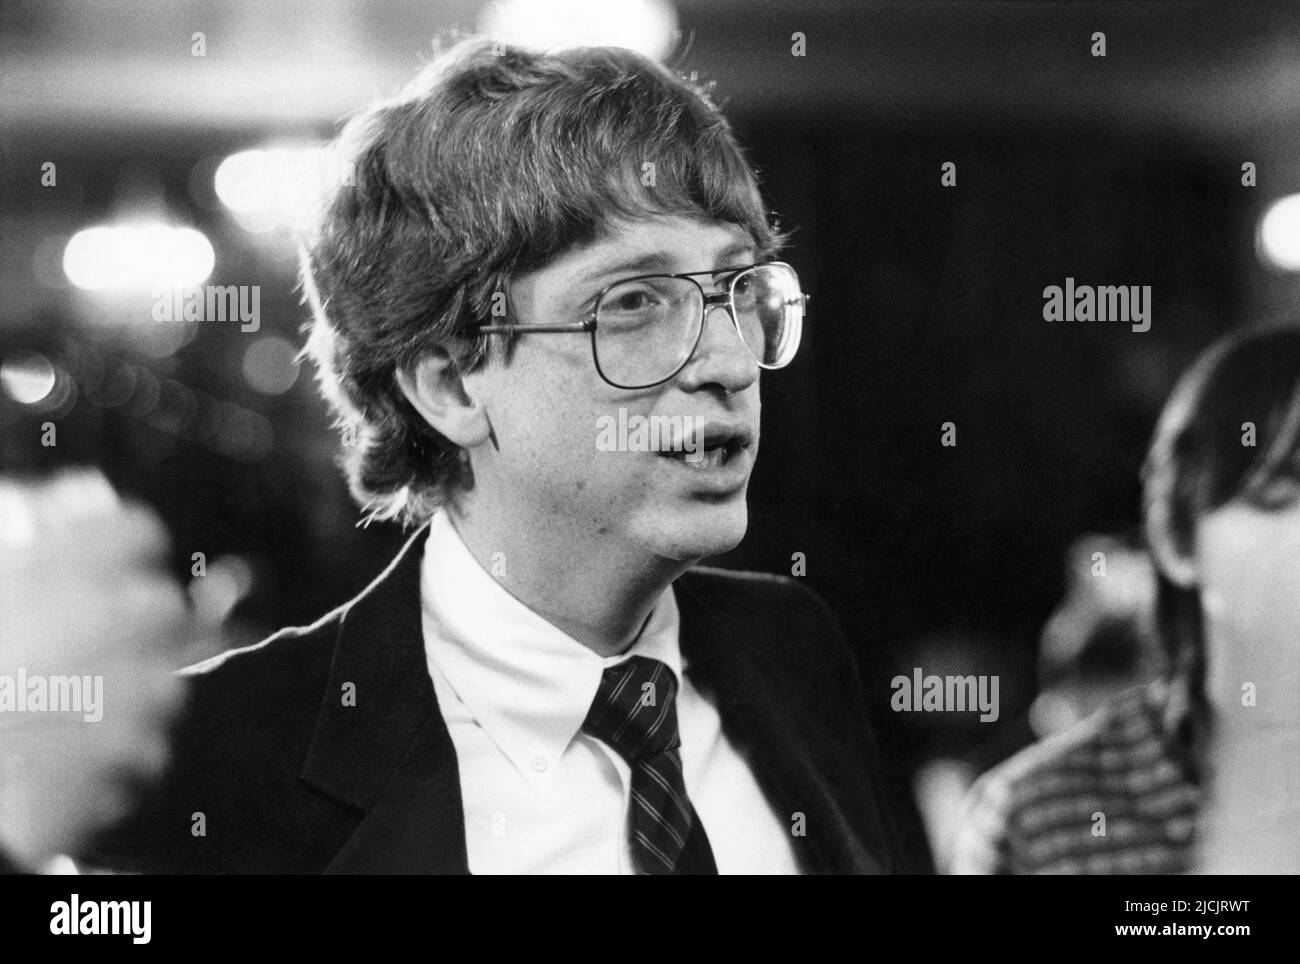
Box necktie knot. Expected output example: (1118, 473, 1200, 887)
(581, 655, 680, 761)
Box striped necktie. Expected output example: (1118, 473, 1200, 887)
(582, 655, 718, 874)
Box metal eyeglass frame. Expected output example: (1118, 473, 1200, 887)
(471, 260, 808, 390)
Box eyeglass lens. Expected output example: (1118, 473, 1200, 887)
(593, 264, 802, 388)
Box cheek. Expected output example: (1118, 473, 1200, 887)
(1197, 503, 1300, 643)
(487, 340, 581, 437)
(487, 350, 647, 488)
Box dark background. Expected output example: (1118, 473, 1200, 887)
(4, 0, 1300, 871)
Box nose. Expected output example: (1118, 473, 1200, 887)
(674, 298, 759, 395)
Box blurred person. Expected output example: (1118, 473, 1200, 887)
(84, 39, 899, 874)
(952, 325, 1300, 874)
(916, 535, 1159, 872)
(0, 471, 190, 872)
(1027, 534, 1160, 738)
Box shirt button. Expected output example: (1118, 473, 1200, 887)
(532, 754, 549, 773)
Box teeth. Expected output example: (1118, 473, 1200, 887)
(682, 446, 726, 468)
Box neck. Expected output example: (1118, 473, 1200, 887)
(1203, 617, 1300, 737)
(1197, 622, 1300, 873)
(446, 502, 687, 658)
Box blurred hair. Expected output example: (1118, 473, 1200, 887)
(1141, 324, 1300, 726)
(299, 37, 784, 526)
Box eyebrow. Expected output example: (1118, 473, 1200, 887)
(577, 239, 758, 286)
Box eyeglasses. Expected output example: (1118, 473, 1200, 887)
(473, 261, 807, 390)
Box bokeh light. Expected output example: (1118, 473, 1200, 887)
(214, 144, 342, 233)
(479, 0, 679, 60)
(0, 352, 57, 405)
(1258, 193, 1300, 272)
(242, 335, 302, 396)
(62, 223, 215, 290)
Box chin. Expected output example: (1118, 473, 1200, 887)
(642, 495, 750, 563)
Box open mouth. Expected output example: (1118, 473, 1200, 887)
(660, 423, 753, 468)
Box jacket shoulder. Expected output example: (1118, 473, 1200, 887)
(676, 565, 835, 622)
(185, 524, 424, 687)
(674, 565, 868, 754)
(82, 610, 350, 873)
(183, 604, 344, 686)
(676, 565, 852, 667)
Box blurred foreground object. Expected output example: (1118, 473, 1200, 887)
(0, 470, 194, 870)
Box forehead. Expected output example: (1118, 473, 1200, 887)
(547, 215, 757, 284)
(591, 213, 754, 253)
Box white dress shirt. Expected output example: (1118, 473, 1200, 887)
(419, 510, 801, 874)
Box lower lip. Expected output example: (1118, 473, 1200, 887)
(657, 444, 753, 494)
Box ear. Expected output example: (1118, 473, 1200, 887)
(394, 348, 492, 449)
(1144, 502, 1199, 589)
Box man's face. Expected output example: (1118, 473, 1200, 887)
(464, 214, 763, 565)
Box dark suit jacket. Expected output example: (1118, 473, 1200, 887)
(87, 526, 900, 874)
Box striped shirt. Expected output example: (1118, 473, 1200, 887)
(951, 681, 1201, 874)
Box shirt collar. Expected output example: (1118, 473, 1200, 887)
(419, 510, 683, 784)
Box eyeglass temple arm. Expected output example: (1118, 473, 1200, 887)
(474, 291, 808, 334)
(474, 320, 596, 334)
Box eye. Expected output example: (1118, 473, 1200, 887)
(714, 267, 746, 288)
(607, 286, 659, 313)
(600, 277, 689, 318)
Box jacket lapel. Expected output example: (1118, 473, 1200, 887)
(299, 524, 470, 874)
(674, 575, 887, 874)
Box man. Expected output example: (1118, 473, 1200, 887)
(87, 38, 898, 874)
